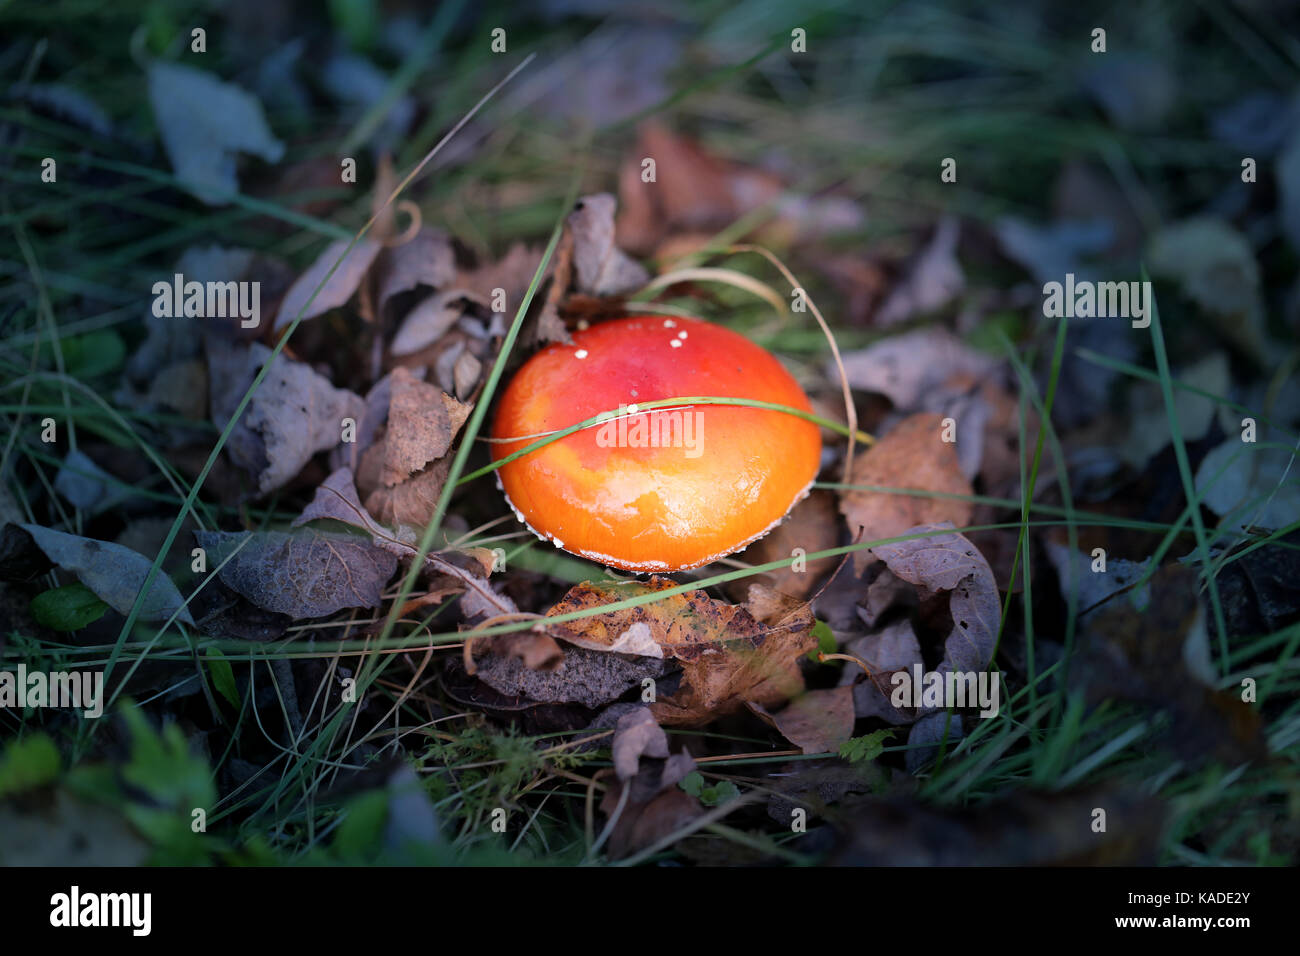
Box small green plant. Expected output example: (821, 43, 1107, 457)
(680, 771, 740, 806)
(839, 729, 895, 764)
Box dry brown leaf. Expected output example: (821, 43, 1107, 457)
(568, 193, 649, 296)
(749, 685, 855, 754)
(615, 122, 860, 256)
(363, 456, 450, 531)
(470, 632, 564, 673)
(450, 242, 548, 321)
(207, 339, 365, 496)
(729, 490, 839, 600)
(273, 238, 383, 330)
(381, 367, 471, 486)
(374, 227, 457, 320)
(390, 290, 480, 357)
(839, 412, 973, 569)
(600, 771, 701, 860)
(543, 577, 817, 726)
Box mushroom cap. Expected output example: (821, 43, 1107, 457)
(491, 316, 821, 571)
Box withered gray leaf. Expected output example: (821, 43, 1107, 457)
(375, 227, 457, 318)
(147, 61, 284, 205)
(391, 290, 480, 357)
(21, 524, 194, 626)
(568, 193, 649, 296)
(213, 342, 365, 495)
(841, 620, 922, 725)
(836, 328, 998, 410)
(906, 712, 964, 774)
(195, 527, 397, 619)
(274, 238, 382, 330)
(294, 466, 400, 545)
(870, 523, 1000, 675)
(473, 644, 665, 709)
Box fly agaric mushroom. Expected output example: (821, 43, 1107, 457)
(491, 316, 821, 571)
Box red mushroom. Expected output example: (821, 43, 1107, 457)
(491, 316, 821, 571)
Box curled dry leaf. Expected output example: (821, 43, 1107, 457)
(568, 193, 649, 297)
(869, 522, 1000, 678)
(600, 703, 701, 859)
(612, 706, 670, 780)
(273, 237, 382, 330)
(363, 460, 447, 531)
(374, 227, 457, 320)
(391, 290, 480, 357)
(294, 467, 521, 628)
(839, 413, 973, 569)
(377, 367, 472, 486)
(449, 242, 548, 323)
(544, 578, 817, 726)
(195, 527, 398, 620)
(18, 524, 194, 626)
(293, 466, 397, 546)
(600, 766, 702, 861)
(351, 371, 471, 532)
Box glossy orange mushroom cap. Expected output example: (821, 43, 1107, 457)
(491, 316, 822, 572)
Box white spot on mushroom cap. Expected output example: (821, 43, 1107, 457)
(669, 339, 682, 348)
(677, 331, 688, 339)
(575, 349, 588, 359)
(663, 319, 676, 328)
